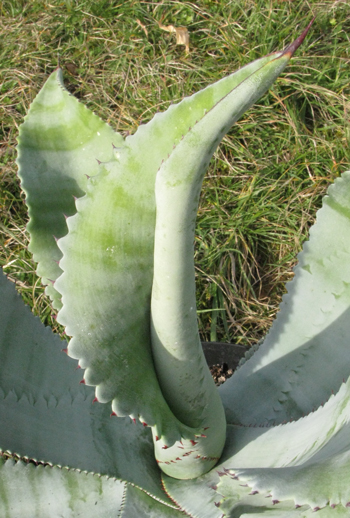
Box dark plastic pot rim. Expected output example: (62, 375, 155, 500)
(201, 342, 246, 371)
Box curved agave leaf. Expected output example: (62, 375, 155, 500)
(16, 69, 123, 309)
(220, 171, 350, 426)
(150, 47, 297, 477)
(53, 44, 299, 479)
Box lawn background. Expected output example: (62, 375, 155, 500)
(1, 0, 349, 347)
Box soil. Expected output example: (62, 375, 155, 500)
(210, 362, 234, 386)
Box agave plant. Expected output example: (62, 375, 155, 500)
(1, 20, 349, 516)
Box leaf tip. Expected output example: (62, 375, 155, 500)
(282, 17, 316, 58)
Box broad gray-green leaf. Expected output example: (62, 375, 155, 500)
(16, 69, 123, 309)
(0, 270, 170, 505)
(220, 171, 350, 426)
(162, 469, 222, 518)
(216, 475, 309, 517)
(0, 458, 125, 518)
(215, 375, 350, 512)
(0, 269, 80, 399)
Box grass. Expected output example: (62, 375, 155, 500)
(1, 0, 349, 346)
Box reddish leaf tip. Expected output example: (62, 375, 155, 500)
(282, 17, 316, 58)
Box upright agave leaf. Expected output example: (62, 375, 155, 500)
(16, 71, 122, 309)
(15, 23, 315, 482)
